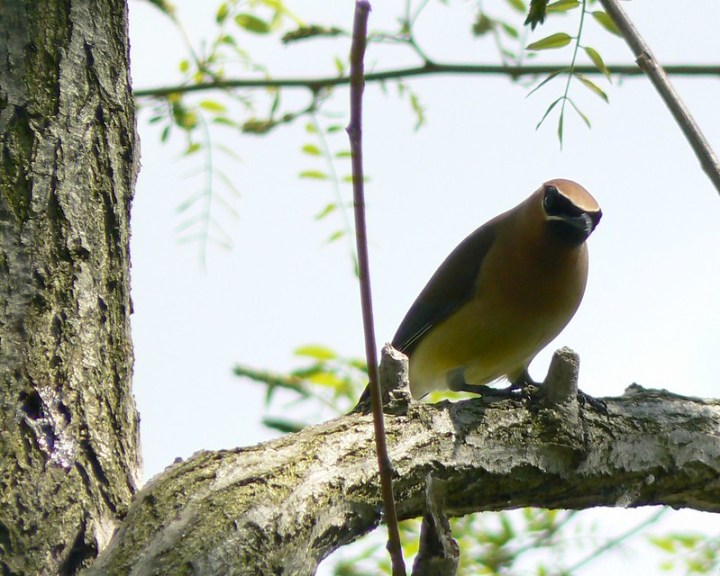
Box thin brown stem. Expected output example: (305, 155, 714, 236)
(599, 0, 720, 195)
(346, 2, 406, 575)
(133, 63, 720, 98)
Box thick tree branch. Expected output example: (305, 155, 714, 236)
(87, 380, 720, 575)
(132, 63, 720, 98)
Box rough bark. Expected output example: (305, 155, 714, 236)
(87, 383, 720, 576)
(2, 2, 718, 576)
(0, 1, 140, 575)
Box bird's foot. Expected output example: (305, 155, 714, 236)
(449, 378, 536, 401)
(447, 367, 540, 400)
(446, 366, 607, 412)
(576, 389, 608, 413)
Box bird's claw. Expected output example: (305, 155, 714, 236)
(455, 381, 537, 402)
(576, 390, 608, 414)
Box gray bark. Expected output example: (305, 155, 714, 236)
(2, 2, 719, 576)
(0, 1, 140, 574)
(87, 383, 720, 576)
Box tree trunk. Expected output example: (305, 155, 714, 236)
(0, 1, 140, 574)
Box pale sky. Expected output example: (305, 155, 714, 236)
(128, 1, 719, 573)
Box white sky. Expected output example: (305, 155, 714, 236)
(127, 1, 720, 573)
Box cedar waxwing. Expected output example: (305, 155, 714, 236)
(392, 179, 602, 400)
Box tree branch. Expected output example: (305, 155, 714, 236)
(132, 63, 720, 98)
(346, 2, 406, 574)
(86, 381, 720, 575)
(599, 0, 720, 195)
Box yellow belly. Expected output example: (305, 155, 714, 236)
(407, 283, 584, 398)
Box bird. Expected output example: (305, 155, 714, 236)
(390, 178, 602, 400)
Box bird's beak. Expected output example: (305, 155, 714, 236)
(547, 212, 598, 241)
(572, 213, 596, 236)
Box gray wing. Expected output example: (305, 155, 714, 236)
(391, 223, 497, 355)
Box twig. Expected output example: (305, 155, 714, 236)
(562, 508, 668, 574)
(598, 0, 720, 196)
(346, 2, 406, 576)
(133, 63, 720, 98)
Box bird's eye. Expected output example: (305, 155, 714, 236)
(543, 185, 583, 218)
(543, 186, 560, 213)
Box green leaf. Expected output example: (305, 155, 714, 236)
(576, 73, 609, 102)
(527, 68, 569, 97)
(472, 14, 495, 37)
(235, 13, 271, 34)
(269, 89, 280, 117)
(179, 59, 190, 73)
(500, 47, 518, 60)
(499, 513, 515, 540)
(584, 46, 611, 79)
(175, 192, 202, 214)
(505, 0, 526, 12)
(219, 34, 236, 46)
(500, 22, 520, 39)
(536, 96, 562, 130)
(172, 103, 197, 129)
(305, 122, 317, 134)
(557, 108, 565, 146)
(409, 93, 426, 129)
(669, 533, 702, 548)
(212, 116, 239, 128)
(327, 230, 344, 243)
(242, 118, 277, 134)
(308, 372, 344, 388)
(335, 150, 352, 158)
(216, 3, 229, 24)
(299, 170, 327, 180)
(294, 345, 337, 361)
(262, 416, 306, 434)
(199, 100, 227, 113)
(314, 203, 336, 220)
(183, 142, 201, 156)
(649, 536, 677, 554)
(592, 10, 622, 36)
(291, 365, 323, 379)
(301, 143, 321, 156)
(348, 359, 368, 372)
(546, 0, 579, 13)
(146, 0, 175, 17)
(568, 98, 591, 128)
(526, 32, 572, 51)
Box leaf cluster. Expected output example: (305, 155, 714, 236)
(651, 532, 720, 574)
(138, 0, 626, 258)
(234, 344, 366, 432)
(523, 0, 621, 145)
